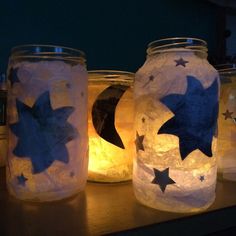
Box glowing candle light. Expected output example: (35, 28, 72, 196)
(7, 45, 88, 201)
(133, 38, 219, 213)
(0, 73, 7, 167)
(217, 64, 236, 181)
(88, 70, 134, 182)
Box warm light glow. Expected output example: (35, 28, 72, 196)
(218, 74, 236, 181)
(0, 126, 7, 167)
(88, 72, 134, 182)
(0, 86, 7, 167)
(88, 136, 133, 182)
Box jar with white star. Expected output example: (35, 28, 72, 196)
(7, 45, 88, 201)
(216, 64, 236, 181)
(133, 38, 219, 213)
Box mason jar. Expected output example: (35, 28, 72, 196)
(88, 70, 134, 182)
(133, 38, 219, 213)
(7, 45, 88, 201)
(216, 64, 236, 181)
(0, 73, 7, 167)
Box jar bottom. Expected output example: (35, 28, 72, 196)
(88, 172, 132, 183)
(88, 178, 132, 184)
(133, 182, 215, 213)
(134, 187, 215, 213)
(7, 183, 86, 202)
(133, 165, 216, 213)
(217, 171, 236, 182)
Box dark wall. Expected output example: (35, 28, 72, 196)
(0, 0, 222, 73)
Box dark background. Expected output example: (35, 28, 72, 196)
(0, 0, 226, 73)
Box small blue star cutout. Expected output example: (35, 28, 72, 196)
(199, 175, 205, 182)
(10, 91, 78, 174)
(65, 83, 71, 89)
(8, 67, 20, 87)
(158, 76, 218, 160)
(143, 75, 155, 87)
(17, 173, 28, 186)
(135, 131, 145, 152)
(152, 168, 175, 193)
(149, 75, 155, 81)
(175, 57, 189, 67)
(222, 109, 233, 120)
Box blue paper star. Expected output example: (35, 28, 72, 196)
(149, 75, 155, 81)
(10, 91, 78, 174)
(65, 83, 71, 89)
(8, 67, 20, 87)
(17, 173, 28, 186)
(158, 76, 218, 160)
(199, 175, 205, 182)
(174, 57, 189, 67)
(152, 168, 175, 193)
(222, 109, 233, 120)
(143, 75, 155, 88)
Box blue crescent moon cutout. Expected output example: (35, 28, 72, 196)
(92, 84, 129, 149)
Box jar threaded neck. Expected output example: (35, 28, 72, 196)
(10, 44, 86, 64)
(147, 37, 208, 56)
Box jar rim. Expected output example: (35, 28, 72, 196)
(10, 44, 86, 64)
(215, 63, 236, 74)
(88, 70, 134, 84)
(147, 37, 208, 56)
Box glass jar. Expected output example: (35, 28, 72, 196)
(0, 73, 8, 167)
(216, 64, 236, 181)
(133, 38, 219, 213)
(88, 70, 134, 182)
(7, 45, 88, 201)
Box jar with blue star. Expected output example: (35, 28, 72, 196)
(216, 64, 236, 181)
(133, 38, 219, 213)
(7, 45, 88, 201)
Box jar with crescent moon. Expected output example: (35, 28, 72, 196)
(88, 70, 134, 182)
(133, 38, 219, 212)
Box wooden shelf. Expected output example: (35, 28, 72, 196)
(1, 167, 236, 235)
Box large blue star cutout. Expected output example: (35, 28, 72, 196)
(10, 91, 78, 174)
(158, 76, 218, 160)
